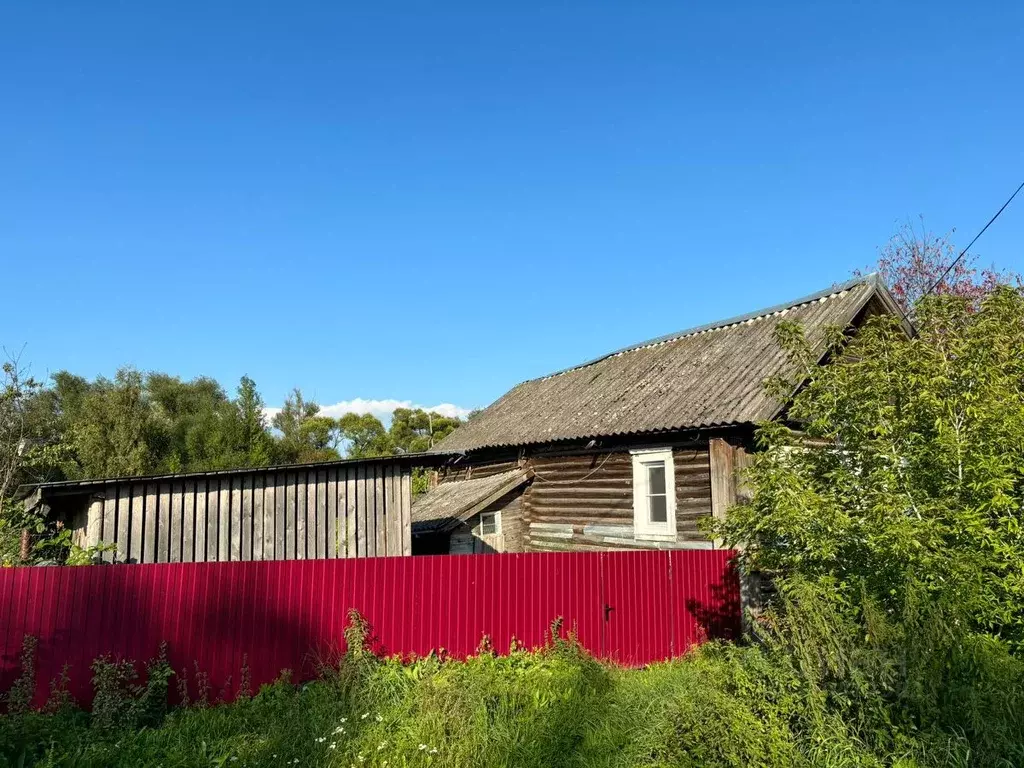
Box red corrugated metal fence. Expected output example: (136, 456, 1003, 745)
(0, 550, 739, 709)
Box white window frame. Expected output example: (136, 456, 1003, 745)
(478, 510, 500, 536)
(631, 447, 677, 540)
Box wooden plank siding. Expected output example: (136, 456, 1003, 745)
(71, 461, 415, 564)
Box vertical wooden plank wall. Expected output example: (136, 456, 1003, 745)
(81, 463, 413, 563)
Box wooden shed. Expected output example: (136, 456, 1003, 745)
(412, 275, 907, 556)
(27, 453, 449, 564)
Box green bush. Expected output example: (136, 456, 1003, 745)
(89, 642, 174, 732)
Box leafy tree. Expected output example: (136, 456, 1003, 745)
(17, 369, 289, 480)
(234, 375, 274, 467)
(0, 354, 40, 502)
(146, 373, 237, 472)
(271, 389, 318, 443)
(72, 368, 156, 478)
(863, 219, 1019, 314)
(273, 389, 341, 463)
(717, 287, 1024, 647)
(336, 413, 392, 458)
(388, 408, 461, 453)
(0, 353, 49, 562)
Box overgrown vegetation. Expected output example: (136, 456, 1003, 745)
(1, 593, 1021, 767)
(719, 288, 1024, 649)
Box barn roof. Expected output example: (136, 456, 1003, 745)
(412, 470, 531, 533)
(433, 275, 902, 454)
(22, 451, 454, 497)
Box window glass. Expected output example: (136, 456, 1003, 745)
(649, 494, 667, 523)
(647, 463, 666, 495)
(480, 512, 497, 535)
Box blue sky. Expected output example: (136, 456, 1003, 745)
(2, 2, 1023, 420)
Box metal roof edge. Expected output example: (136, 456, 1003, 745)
(23, 451, 459, 493)
(444, 422, 754, 455)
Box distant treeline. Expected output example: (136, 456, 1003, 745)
(9, 366, 463, 486)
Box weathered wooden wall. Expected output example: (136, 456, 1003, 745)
(75, 462, 412, 563)
(522, 448, 713, 551)
(434, 445, 716, 553)
(446, 487, 527, 554)
(438, 460, 519, 483)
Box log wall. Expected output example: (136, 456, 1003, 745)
(523, 448, 713, 551)
(433, 445, 716, 553)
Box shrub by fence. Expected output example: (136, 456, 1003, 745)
(0, 549, 738, 709)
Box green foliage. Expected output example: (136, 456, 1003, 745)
(3, 607, 1022, 767)
(89, 643, 174, 732)
(73, 368, 156, 478)
(39, 534, 114, 566)
(88, 656, 139, 731)
(334, 407, 463, 484)
(336, 412, 393, 458)
(19, 369, 289, 482)
(235, 376, 274, 467)
(389, 408, 461, 454)
(272, 388, 341, 463)
(716, 288, 1024, 648)
(336, 408, 463, 460)
(3, 635, 38, 716)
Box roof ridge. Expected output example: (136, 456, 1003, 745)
(537, 274, 879, 381)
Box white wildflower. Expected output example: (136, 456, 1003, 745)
(430, 748, 438, 754)
(418, 744, 428, 751)
(375, 714, 383, 722)
(361, 712, 369, 719)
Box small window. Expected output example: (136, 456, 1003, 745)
(479, 511, 499, 536)
(631, 448, 677, 539)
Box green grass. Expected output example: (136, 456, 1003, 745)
(2, 635, 1022, 768)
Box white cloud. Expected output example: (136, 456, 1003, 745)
(264, 398, 473, 426)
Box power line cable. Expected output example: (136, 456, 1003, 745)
(924, 178, 1024, 297)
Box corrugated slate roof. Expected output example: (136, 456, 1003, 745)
(412, 470, 530, 532)
(434, 275, 897, 453)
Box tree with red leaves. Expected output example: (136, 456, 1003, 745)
(862, 219, 1018, 315)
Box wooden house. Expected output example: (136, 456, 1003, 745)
(26, 453, 449, 563)
(412, 275, 905, 555)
